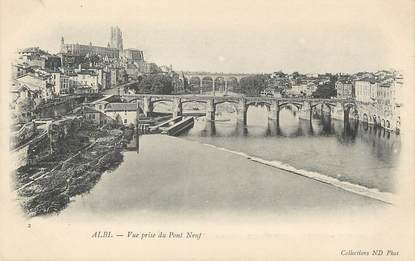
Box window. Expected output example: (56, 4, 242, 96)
(124, 119, 127, 124)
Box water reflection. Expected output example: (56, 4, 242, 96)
(183, 106, 401, 190)
(201, 120, 249, 137)
(190, 109, 398, 145)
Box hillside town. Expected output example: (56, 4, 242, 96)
(10, 26, 403, 131)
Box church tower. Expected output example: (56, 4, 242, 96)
(60, 36, 65, 53)
(110, 26, 123, 50)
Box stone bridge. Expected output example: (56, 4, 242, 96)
(121, 94, 358, 125)
(179, 71, 255, 94)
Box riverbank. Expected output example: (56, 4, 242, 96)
(13, 121, 134, 217)
(45, 134, 387, 222)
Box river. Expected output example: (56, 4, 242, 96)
(43, 103, 399, 221)
(180, 105, 400, 194)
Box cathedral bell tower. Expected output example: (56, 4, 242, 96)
(60, 36, 65, 53)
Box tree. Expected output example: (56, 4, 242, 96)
(182, 73, 189, 93)
(240, 75, 268, 96)
(312, 84, 337, 98)
(134, 73, 174, 94)
(151, 74, 173, 94)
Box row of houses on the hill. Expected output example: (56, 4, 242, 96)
(12, 64, 128, 101)
(263, 70, 403, 103)
(335, 71, 403, 106)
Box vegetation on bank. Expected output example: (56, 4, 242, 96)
(312, 75, 338, 98)
(129, 73, 174, 94)
(239, 75, 269, 96)
(14, 120, 134, 217)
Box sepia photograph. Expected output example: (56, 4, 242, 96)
(1, 0, 414, 260)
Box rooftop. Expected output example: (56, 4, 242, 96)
(19, 47, 49, 55)
(355, 77, 377, 84)
(74, 106, 102, 114)
(77, 70, 98, 76)
(104, 102, 138, 112)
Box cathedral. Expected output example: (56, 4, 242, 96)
(59, 26, 145, 63)
(60, 26, 124, 58)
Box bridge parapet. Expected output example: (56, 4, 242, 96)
(121, 94, 354, 103)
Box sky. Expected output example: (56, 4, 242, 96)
(1, 0, 414, 74)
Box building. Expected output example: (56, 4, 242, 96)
(260, 88, 282, 97)
(108, 68, 119, 86)
(72, 70, 99, 94)
(91, 100, 109, 113)
(377, 82, 393, 104)
(87, 68, 111, 90)
(99, 69, 111, 90)
(104, 103, 138, 126)
(11, 63, 32, 80)
(87, 95, 122, 113)
(335, 80, 353, 98)
(144, 62, 160, 74)
(354, 79, 378, 103)
(121, 48, 144, 62)
(10, 82, 41, 123)
(60, 38, 120, 58)
(74, 106, 114, 125)
(58, 53, 83, 68)
(17, 47, 61, 71)
(49, 71, 82, 95)
(392, 76, 403, 106)
(16, 73, 55, 100)
(110, 26, 123, 50)
(290, 84, 309, 96)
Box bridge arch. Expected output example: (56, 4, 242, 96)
(180, 99, 207, 114)
(239, 76, 249, 83)
(310, 101, 338, 113)
(226, 77, 238, 93)
(246, 101, 272, 111)
(214, 100, 239, 107)
(150, 99, 174, 114)
(245, 102, 270, 127)
(213, 100, 239, 120)
(279, 102, 303, 111)
(381, 119, 385, 128)
(201, 76, 214, 93)
(189, 77, 202, 93)
(188, 76, 202, 87)
(152, 98, 174, 105)
(189, 76, 201, 83)
(181, 99, 207, 105)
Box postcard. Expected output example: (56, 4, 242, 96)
(1, 0, 414, 260)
